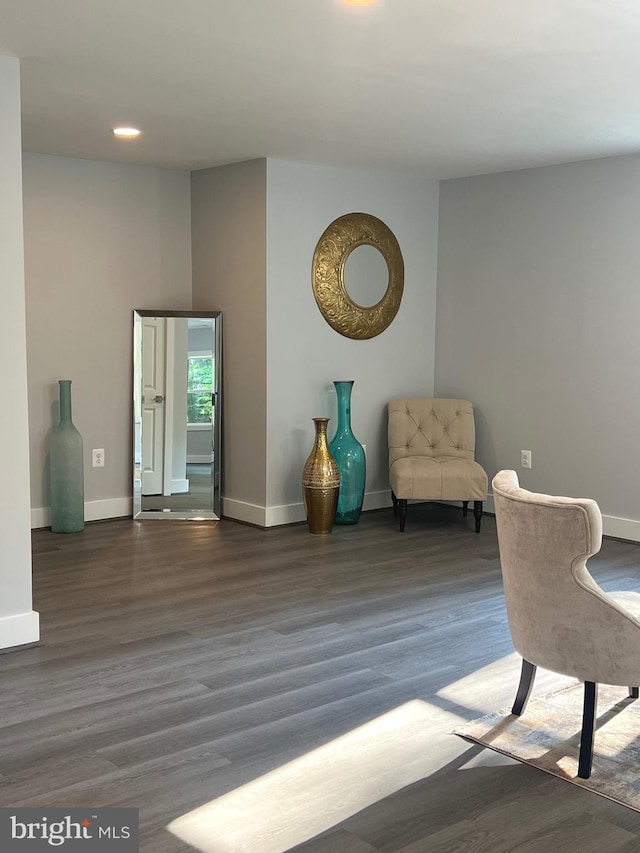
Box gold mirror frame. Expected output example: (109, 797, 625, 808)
(312, 212, 404, 340)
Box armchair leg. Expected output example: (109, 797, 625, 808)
(512, 659, 537, 716)
(462, 501, 469, 517)
(391, 491, 398, 517)
(578, 681, 598, 779)
(473, 501, 483, 533)
(398, 499, 407, 532)
(630, 687, 639, 699)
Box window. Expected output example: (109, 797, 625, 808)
(187, 356, 213, 425)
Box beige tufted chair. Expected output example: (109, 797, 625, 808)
(493, 470, 640, 778)
(388, 398, 488, 532)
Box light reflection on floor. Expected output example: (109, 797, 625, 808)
(168, 699, 461, 853)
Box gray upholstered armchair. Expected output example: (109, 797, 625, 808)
(493, 470, 640, 779)
(388, 398, 488, 532)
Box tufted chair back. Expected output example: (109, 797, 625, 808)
(388, 398, 476, 469)
(387, 397, 487, 532)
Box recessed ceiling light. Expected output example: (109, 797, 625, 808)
(342, 0, 377, 4)
(112, 127, 141, 139)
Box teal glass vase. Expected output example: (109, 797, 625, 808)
(50, 379, 85, 533)
(329, 380, 366, 524)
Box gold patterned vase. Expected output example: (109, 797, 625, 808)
(302, 418, 341, 534)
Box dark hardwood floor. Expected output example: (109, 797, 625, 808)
(3, 504, 640, 851)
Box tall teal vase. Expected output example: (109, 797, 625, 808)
(329, 380, 366, 524)
(50, 379, 85, 533)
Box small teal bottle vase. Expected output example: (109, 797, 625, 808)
(329, 380, 366, 524)
(50, 379, 85, 533)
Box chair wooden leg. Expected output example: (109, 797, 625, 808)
(398, 499, 407, 532)
(578, 681, 598, 779)
(391, 491, 398, 517)
(473, 501, 483, 533)
(512, 659, 537, 716)
(462, 501, 469, 517)
(630, 687, 639, 699)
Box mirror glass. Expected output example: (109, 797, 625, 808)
(133, 310, 222, 520)
(343, 244, 389, 307)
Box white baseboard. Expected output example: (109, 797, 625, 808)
(86, 498, 132, 522)
(31, 497, 133, 529)
(222, 498, 268, 527)
(224, 489, 394, 528)
(0, 610, 40, 650)
(265, 502, 306, 527)
(601, 514, 640, 543)
(30, 491, 640, 543)
(362, 489, 394, 512)
(31, 493, 392, 530)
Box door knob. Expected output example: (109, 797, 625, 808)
(154, 395, 165, 403)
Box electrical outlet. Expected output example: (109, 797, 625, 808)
(520, 450, 532, 469)
(92, 448, 105, 468)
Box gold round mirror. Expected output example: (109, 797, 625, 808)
(312, 212, 404, 340)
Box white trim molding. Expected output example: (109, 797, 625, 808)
(224, 489, 394, 529)
(265, 502, 306, 528)
(601, 514, 640, 543)
(221, 497, 268, 528)
(0, 610, 40, 650)
(31, 493, 391, 529)
(362, 489, 394, 513)
(31, 497, 133, 529)
(30, 491, 640, 542)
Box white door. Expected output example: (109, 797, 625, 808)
(141, 316, 166, 495)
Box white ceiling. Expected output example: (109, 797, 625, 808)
(2, 0, 640, 179)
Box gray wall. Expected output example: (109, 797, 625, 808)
(26, 146, 639, 541)
(436, 153, 640, 539)
(265, 159, 440, 524)
(24, 154, 437, 529)
(23, 154, 192, 524)
(0, 55, 39, 649)
(191, 159, 268, 512)
(191, 158, 439, 526)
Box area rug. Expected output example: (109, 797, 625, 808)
(453, 682, 640, 811)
